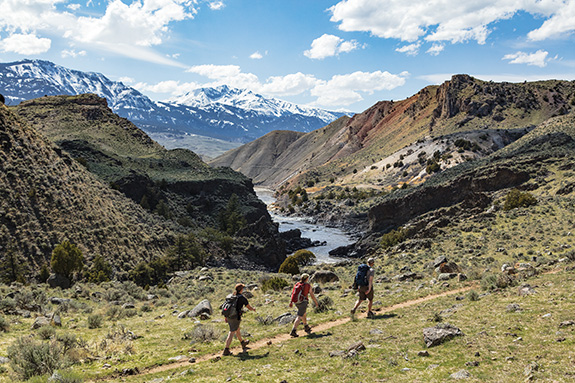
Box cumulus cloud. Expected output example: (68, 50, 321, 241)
(396, 43, 420, 56)
(250, 51, 264, 59)
(0, 0, 196, 65)
(426, 44, 445, 56)
(310, 70, 408, 107)
(329, 0, 570, 45)
(61, 49, 87, 58)
(260, 73, 321, 96)
(304, 34, 359, 59)
(0, 33, 51, 54)
(207, 1, 225, 10)
(502, 50, 549, 67)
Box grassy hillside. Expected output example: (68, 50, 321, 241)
(11, 94, 287, 272)
(0, 102, 179, 276)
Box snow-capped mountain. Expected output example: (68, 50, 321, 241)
(0, 59, 344, 144)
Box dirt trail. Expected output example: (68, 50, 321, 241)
(103, 284, 475, 380)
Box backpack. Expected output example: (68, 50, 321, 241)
(291, 282, 310, 304)
(354, 264, 371, 288)
(221, 294, 238, 319)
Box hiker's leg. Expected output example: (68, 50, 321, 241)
(368, 298, 373, 312)
(235, 328, 243, 343)
(301, 312, 308, 326)
(352, 299, 364, 311)
(224, 331, 234, 349)
(292, 316, 301, 330)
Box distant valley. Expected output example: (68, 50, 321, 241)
(0, 59, 344, 159)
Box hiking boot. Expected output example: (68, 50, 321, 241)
(304, 324, 312, 334)
(350, 308, 356, 315)
(241, 340, 250, 348)
(222, 348, 232, 356)
(290, 329, 299, 337)
(367, 311, 375, 318)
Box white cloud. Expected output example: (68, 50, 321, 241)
(502, 50, 549, 67)
(310, 70, 408, 107)
(207, 1, 225, 10)
(304, 34, 359, 59)
(528, 0, 575, 40)
(396, 42, 420, 56)
(329, 0, 570, 45)
(250, 51, 263, 59)
(61, 49, 87, 58)
(0, 33, 51, 54)
(426, 44, 444, 56)
(261, 73, 321, 96)
(119, 76, 135, 84)
(67, 3, 81, 11)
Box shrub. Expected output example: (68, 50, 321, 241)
(261, 277, 290, 292)
(37, 325, 56, 340)
(185, 324, 220, 343)
(293, 250, 316, 266)
(0, 316, 8, 332)
(467, 290, 480, 301)
(314, 296, 334, 313)
(84, 255, 113, 284)
(278, 256, 300, 275)
(480, 273, 498, 291)
(7, 337, 63, 380)
(380, 228, 408, 249)
(503, 189, 537, 211)
(87, 314, 103, 329)
(51, 240, 84, 280)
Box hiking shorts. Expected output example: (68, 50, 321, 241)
(295, 300, 308, 317)
(227, 317, 241, 332)
(358, 286, 374, 301)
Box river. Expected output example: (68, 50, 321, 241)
(255, 188, 354, 264)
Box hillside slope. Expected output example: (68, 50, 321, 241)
(0, 103, 178, 275)
(11, 94, 288, 270)
(214, 75, 575, 191)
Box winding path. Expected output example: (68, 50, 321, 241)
(95, 284, 476, 381)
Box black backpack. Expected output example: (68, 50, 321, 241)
(221, 294, 238, 319)
(354, 264, 370, 288)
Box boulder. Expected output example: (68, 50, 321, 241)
(438, 273, 458, 281)
(122, 303, 136, 310)
(32, 316, 51, 329)
(51, 314, 62, 327)
(274, 312, 296, 325)
(189, 299, 212, 318)
(310, 270, 339, 283)
(518, 284, 536, 296)
(177, 310, 190, 319)
(50, 297, 71, 305)
(347, 341, 366, 353)
(433, 255, 448, 268)
(47, 273, 71, 289)
(423, 323, 464, 347)
(438, 262, 460, 274)
(506, 303, 521, 312)
(450, 370, 471, 379)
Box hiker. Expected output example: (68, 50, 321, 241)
(351, 258, 376, 318)
(223, 283, 256, 356)
(289, 273, 319, 337)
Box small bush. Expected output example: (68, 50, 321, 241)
(480, 273, 498, 291)
(278, 256, 300, 275)
(467, 290, 480, 301)
(431, 312, 443, 322)
(293, 250, 316, 266)
(87, 314, 103, 329)
(255, 315, 275, 326)
(37, 325, 56, 340)
(380, 228, 408, 249)
(503, 189, 537, 211)
(185, 324, 220, 343)
(314, 296, 334, 313)
(0, 316, 8, 332)
(261, 277, 290, 292)
(8, 337, 64, 380)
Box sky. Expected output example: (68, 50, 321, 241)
(0, 0, 574, 113)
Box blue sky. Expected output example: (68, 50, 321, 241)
(1, 0, 574, 112)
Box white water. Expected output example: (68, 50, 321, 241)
(255, 188, 354, 264)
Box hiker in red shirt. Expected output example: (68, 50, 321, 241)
(289, 273, 319, 337)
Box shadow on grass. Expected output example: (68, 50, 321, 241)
(235, 351, 270, 361)
(372, 313, 397, 320)
(305, 331, 333, 339)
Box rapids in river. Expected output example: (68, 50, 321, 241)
(255, 188, 354, 264)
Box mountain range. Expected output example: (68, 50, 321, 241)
(0, 59, 344, 158)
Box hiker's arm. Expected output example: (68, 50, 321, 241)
(366, 275, 374, 294)
(310, 290, 319, 306)
(246, 303, 256, 312)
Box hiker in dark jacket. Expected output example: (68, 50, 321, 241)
(351, 258, 376, 318)
(223, 283, 256, 356)
(289, 273, 319, 337)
